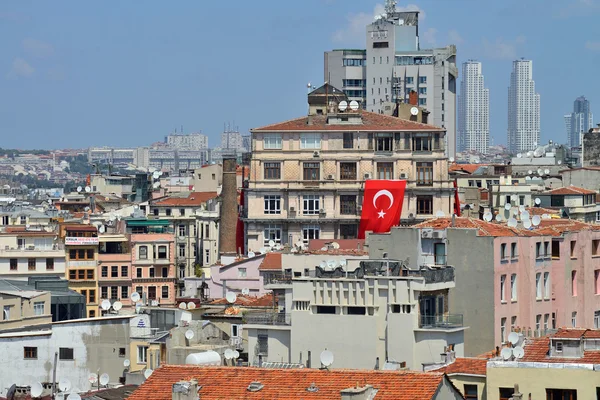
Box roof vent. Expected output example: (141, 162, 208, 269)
(307, 383, 319, 393)
(247, 381, 264, 392)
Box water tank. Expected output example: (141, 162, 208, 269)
(185, 351, 222, 366)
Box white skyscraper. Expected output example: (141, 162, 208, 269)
(457, 61, 489, 154)
(507, 59, 540, 153)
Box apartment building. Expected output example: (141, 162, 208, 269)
(246, 84, 453, 251)
(0, 230, 65, 280)
(98, 233, 132, 309)
(537, 186, 600, 223)
(0, 288, 51, 331)
(369, 217, 600, 357)
(63, 225, 99, 318)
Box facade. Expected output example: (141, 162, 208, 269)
(98, 233, 133, 309)
(246, 85, 454, 252)
(0, 289, 52, 331)
(561, 167, 600, 193)
(583, 124, 600, 167)
(323, 49, 367, 107)
(166, 132, 209, 150)
(537, 186, 600, 223)
(507, 59, 540, 153)
(457, 61, 490, 154)
(0, 231, 66, 281)
(566, 96, 593, 148)
(428, 357, 488, 400)
(246, 260, 465, 371)
(221, 128, 244, 151)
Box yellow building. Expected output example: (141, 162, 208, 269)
(0, 289, 52, 330)
(429, 357, 488, 400)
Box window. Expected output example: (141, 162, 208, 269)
(148, 286, 156, 300)
(416, 196, 433, 215)
(100, 266, 107, 278)
(59, 348, 74, 360)
(46, 258, 54, 270)
(418, 98, 427, 106)
(500, 243, 507, 259)
(87, 289, 94, 303)
(377, 162, 393, 180)
(556, 341, 563, 352)
(263, 133, 282, 149)
(343, 132, 353, 149)
(303, 162, 320, 180)
(205, 224, 210, 239)
(464, 384, 478, 399)
(545, 389, 577, 399)
(136, 268, 142, 278)
(511, 274, 517, 301)
(28, 258, 36, 271)
(149, 268, 155, 278)
(511, 316, 517, 332)
(121, 286, 128, 299)
(33, 301, 45, 316)
(596, 311, 600, 329)
(178, 244, 185, 258)
(264, 162, 281, 179)
(571, 240, 577, 258)
(24, 347, 37, 359)
(153, 209, 159, 216)
(510, 243, 517, 258)
(340, 224, 358, 239)
(300, 133, 321, 149)
(500, 275, 506, 302)
(263, 224, 281, 246)
(263, 195, 281, 214)
(178, 225, 186, 237)
(544, 272, 551, 299)
(303, 195, 320, 215)
(121, 266, 128, 277)
(412, 135, 432, 152)
(406, 77, 414, 84)
(119, 347, 126, 357)
(434, 243, 446, 265)
(552, 240, 560, 258)
(536, 314, 541, 332)
(111, 266, 118, 278)
(419, 76, 427, 84)
(157, 245, 167, 259)
(544, 314, 549, 331)
(179, 208, 185, 216)
(572, 270, 577, 296)
(340, 162, 357, 180)
(166, 208, 172, 216)
(499, 388, 514, 400)
(238, 267, 247, 278)
(340, 195, 357, 215)
(416, 162, 433, 186)
(536, 242, 542, 258)
(139, 246, 148, 260)
(3, 305, 10, 320)
(536, 273, 543, 299)
(316, 306, 336, 314)
(162, 267, 168, 278)
(375, 133, 393, 152)
(9, 259, 17, 271)
(205, 249, 210, 264)
(501, 317, 507, 343)
(110, 286, 118, 300)
(594, 240, 600, 256)
(302, 225, 320, 244)
(572, 311, 577, 327)
(137, 346, 148, 364)
(161, 285, 169, 299)
(544, 241, 550, 257)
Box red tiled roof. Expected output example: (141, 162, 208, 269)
(258, 253, 282, 271)
(210, 293, 274, 307)
(432, 358, 488, 376)
(547, 186, 597, 195)
(252, 111, 444, 132)
(62, 224, 97, 232)
(153, 192, 218, 207)
(127, 365, 451, 400)
(449, 163, 486, 174)
(517, 329, 600, 364)
(526, 207, 559, 216)
(551, 328, 587, 339)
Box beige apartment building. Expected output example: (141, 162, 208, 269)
(246, 84, 454, 251)
(0, 289, 52, 331)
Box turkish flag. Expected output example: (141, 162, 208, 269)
(358, 180, 406, 239)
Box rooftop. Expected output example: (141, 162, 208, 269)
(546, 186, 597, 195)
(210, 293, 275, 307)
(153, 192, 218, 207)
(258, 253, 282, 271)
(449, 163, 488, 174)
(429, 357, 487, 377)
(127, 365, 452, 400)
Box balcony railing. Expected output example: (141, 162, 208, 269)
(263, 273, 293, 285)
(0, 244, 64, 253)
(419, 314, 463, 329)
(244, 312, 291, 326)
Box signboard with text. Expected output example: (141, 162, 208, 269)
(65, 237, 99, 246)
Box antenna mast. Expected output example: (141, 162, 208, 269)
(384, 0, 396, 15)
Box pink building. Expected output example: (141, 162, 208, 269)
(98, 233, 133, 308)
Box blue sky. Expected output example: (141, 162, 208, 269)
(0, 0, 599, 149)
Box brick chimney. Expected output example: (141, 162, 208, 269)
(172, 379, 199, 400)
(219, 157, 238, 257)
(408, 90, 418, 106)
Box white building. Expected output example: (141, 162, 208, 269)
(221, 128, 244, 151)
(457, 61, 489, 154)
(166, 133, 209, 150)
(507, 59, 540, 153)
(0, 232, 66, 281)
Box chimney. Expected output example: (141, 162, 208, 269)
(340, 385, 378, 400)
(219, 157, 238, 257)
(408, 90, 418, 106)
(172, 379, 200, 400)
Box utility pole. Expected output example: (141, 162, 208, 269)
(51, 351, 58, 399)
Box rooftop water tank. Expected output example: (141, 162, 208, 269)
(185, 351, 222, 366)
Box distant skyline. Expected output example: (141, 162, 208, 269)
(1, 0, 599, 149)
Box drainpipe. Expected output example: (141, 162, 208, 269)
(51, 351, 58, 400)
(451, 213, 455, 227)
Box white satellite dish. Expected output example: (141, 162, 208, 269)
(507, 217, 518, 228)
(532, 215, 541, 226)
(528, 170, 533, 175)
(501, 347, 513, 360)
(449, 157, 455, 162)
(59, 378, 72, 392)
(410, 106, 419, 116)
(144, 369, 153, 379)
(521, 211, 530, 220)
(495, 214, 503, 222)
(527, 152, 533, 157)
(537, 168, 543, 175)
(152, 171, 160, 179)
(508, 332, 519, 345)
(320, 350, 334, 367)
(248, 251, 255, 258)
(100, 299, 111, 311)
(185, 329, 195, 340)
(178, 302, 187, 310)
(224, 349, 234, 360)
(435, 210, 445, 217)
(504, 203, 511, 210)
(85, 186, 91, 193)
(241, 288, 250, 295)
(349, 100, 359, 111)
(99, 225, 105, 234)
(483, 212, 493, 222)
(233, 350, 240, 358)
(99, 373, 109, 386)
(517, 153, 522, 158)
(88, 373, 98, 384)
(187, 302, 196, 310)
(31, 382, 43, 398)
(523, 219, 532, 229)
(525, 176, 531, 181)
(513, 346, 525, 359)
(226, 292, 237, 304)
(123, 359, 130, 367)
(268, 240, 275, 248)
(112, 301, 122, 311)
(319, 261, 327, 269)
(130, 292, 140, 303)
(153, 182, 160, 189)
(326, 260, 337, 269)
(76, 186, 82, 193)
(534, 198, 541, 205)
(558, 160, 562, 165)
(518, 205, 525, 213)
(67, 394, 81, 400)
(544, 169, 550, 175)
(330, 241, 340, 249)
(338, 100, 348, 111)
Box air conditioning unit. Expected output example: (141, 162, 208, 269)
(364, 173, 371, 180)
(289, 206, 295, 212)
(432, 231, 445, 239)
(399, 172, 407, 179)
(421, 229, 433, 238)
(319, 209, 326, 215)
(326, 174, 334, 180)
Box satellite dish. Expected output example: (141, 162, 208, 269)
(331, 241, 340, 249)
(178, 302, 187, 310)
(268, 240, 275, 248)
(349, 100, 359, 111)
(518, 205, 525, 213)
(130, 292, 140, 303)
(508, 332, 519, 345)
(320, 350, 334, 367)
(532, 215, 541, 226)
(67, 394, 81, 400)
(152, 171, 160, 179)
(31, 382, 43, 398)
(144, 369, 153, 379)
(123, 359, 130, 367)
(504, 203, 511, 211)
(76, 186, 82, 193)
(6, 384, 16, 400)
(242, 288, 250, 295)
(410, 106, 419, 116)
(233, 350, 240, 358)
(508, 217, 518, 228)
(517, 153, 522, 158)
(513, 346, 525, 359)
(544, 169, 550, 175)
(528, 170, 533, 175)
(449, 157, 455, 162)
(495, 214, 503, 222)
(100, 299, 111, 311)
(319, 261, 327, 269)
(537, 168, 543, 175)
(534, 198, 541, 205)
(153, 182, 160, 189)
(99, 373, 109, 386)
(483, 212, 493, 222)
(523, 219, 532, 229)
(224, 349, 234, 360)
(248, 251, 255, 258)
(85, 186, 91, 193)
(185, 329, 195, 340)
(88, 373, 98, 384)
(59, 378, 72, 392)
(558, 160, 562, 165)
(501, 347, 513, 360)
(435, 210, 445, 217)
(187, 302, 196, 310)
(112, 301, 122, 311)
(338, 100, 348, 111)
(521, 211, 530, 220)
(98, 225, 105, 234)
(525, 176, 531, 181)
(226, 292, 237, 304)
(326, 260, 337, 269)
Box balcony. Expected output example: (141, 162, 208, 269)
(263, 272, 292, 286)
(244, 312, 291, 326)
(419, 314, 463, 329)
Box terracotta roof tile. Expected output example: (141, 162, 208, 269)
(252, 111, 445, 132)
(209, 293, 274, 307)
(547, 186, 597, 195)
(526, 207, 559, 216)
(127, 365, 450, 400)
(258, 253, 282, 271)
(431, 358, 488, 376)
(518, 329, 600, 364)
(551, 328, 587, 339)
(153, 192, 218, 207)
(449, 163, 487, 174)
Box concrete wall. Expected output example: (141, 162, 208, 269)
(0, 291, 52, 330)
(435, 378, 467, 400)
(414, 330, 464, 369)
(207, 256, 265, 297)
(561, 169, 600, 191)
(246, 326, 291, 364)
(447, 374, 486, 400)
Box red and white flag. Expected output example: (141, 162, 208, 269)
(358, 180, 406, 239)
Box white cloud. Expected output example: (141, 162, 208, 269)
(482, 36, 526, 60)
(447, 29, 463, 45)
(7, 57, 35, 78)
(586, 41, 600, 51)
(22, 38, 54, 58)
(422, 28, 437, 46)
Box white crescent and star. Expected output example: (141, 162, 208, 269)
(373, 190, 394, 218)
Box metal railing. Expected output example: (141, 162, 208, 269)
(263, 273, 293, 285)
(230, 336, 244, 350)
(244, 312, 291, 326)
(419, 314, 463, 329)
